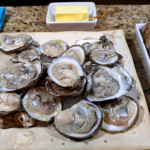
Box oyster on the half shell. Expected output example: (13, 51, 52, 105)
(47, 56, 84, 88)
(12, 47, 41, 63)
(0, 59, 42, 92)
(22, 87, 62, 122)
(90, 49, 121, 65)
(86, 66, 133, 102)
(62, 45, 86, 65)
(101, 96, 138, 133)
(0, 34, 33, 52)
(0, 92, 21, 115)
(54, 100, 102, 140)
(40, 40, 68, 58)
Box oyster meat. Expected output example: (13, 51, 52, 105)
(0, 93, 20, 115)
(101, 96, 138, 133)
(40, 40, 68, 58)
(12, 47, 41, 63)
(62, 45, 86, 65)
(86, 66, 133, 102)
(0, 34, 33, 52)
(54, 100, 102, 140)
(0, 59, 42, 92)
(22, 87, 62, 122)
(47, 56, 84, 88)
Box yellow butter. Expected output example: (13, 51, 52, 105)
(55, 5, 89, 22)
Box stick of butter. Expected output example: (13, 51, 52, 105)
(55, 5, 89, 22)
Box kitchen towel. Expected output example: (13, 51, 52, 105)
(0, 8, 5, 29)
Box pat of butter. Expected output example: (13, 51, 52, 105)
(55, 5, 89, 22)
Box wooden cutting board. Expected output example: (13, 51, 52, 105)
(0, 30, 150, 150)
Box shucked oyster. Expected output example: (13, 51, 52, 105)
(62, 45, 86, 65)
(12, 47, 41, 63)
(40, 40, 68, 58)
(0, 59, 42, 92)
(101, 96, 138, 133)
(54, 100, 102, 140)
(0, 92, 21, 115)
(86, 66, 133, 102)
(0, 34, 33, 52)
(90, 49, 121, 65)
(48, 56, 84, 88)
(22, 87, 62, 122)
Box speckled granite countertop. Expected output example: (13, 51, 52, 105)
(1, 5, 150, 110)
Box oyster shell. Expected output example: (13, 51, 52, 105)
(86, 66, 133, 102)
(12, 47, 41, 63)
(111, 65, 133, 92)
(75, 38, 101, 55)
(54, 100, 102, 140)
(12, 130, 35, 148)
(0, 59, 42, 92)
(90, 49, 121, 65)
(0, 34, 33, 52)
(40, 40, 68, 58)
(2, 112, 35, 128)
(62, 45, 86, 65)
(45, 77, 86, 97)
(40, 54, 52, 72)
(75, 38, 100, 46)
(47, 56, 84, 88)
(1, 112, 49, 128)
(22, 87, 62, 122)
(101, 96, 139, 133)
(75, 35, 115, 55)
(0, 93, 20, 115)
(99, 35, 114, 50)
(83, 61, 97, 75)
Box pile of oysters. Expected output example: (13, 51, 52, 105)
(0, 34, 139, 140)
